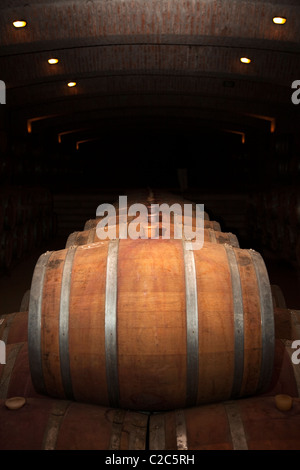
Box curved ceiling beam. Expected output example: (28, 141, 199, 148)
(1, 0, 299, 51)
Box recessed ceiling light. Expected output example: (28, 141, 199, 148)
(48, 58, 59, 65)
(67, 82, 77, 87)
(240, 57, 251, 64)
(273, 17, 287, 25)
(13, 20, 27, 28)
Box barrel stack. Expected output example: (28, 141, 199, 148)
(1, 188, 300, 450)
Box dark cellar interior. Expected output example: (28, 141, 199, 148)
(0, 0, 300, 453)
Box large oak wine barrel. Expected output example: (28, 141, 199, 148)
(66, 226, 239, 248)
(28, 239, 274, 411)
(0, 397, 147, 450)
(149, 395, 300, 450)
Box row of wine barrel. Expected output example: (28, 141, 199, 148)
(0, 186, 57, 271)
(1, 189, 300, 449)
(23, 189, 277, 412)
(1, 394, 300, 450)
(247, 185, 300, 267)
(1, 287, 300, 450)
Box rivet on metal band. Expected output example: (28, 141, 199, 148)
(224, 244, 244, 398)
(224, 400, 248, 450)
(175, 409, 188, 450)
(182, 240, 199, 407)
(59, 245, 77, 400)
(249, 249, 275, 394)
(105, 239, 120, 408)
(28, 250, 53, 395)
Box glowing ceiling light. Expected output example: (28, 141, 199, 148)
(13, 20, 27, 28)
(67, 81, 77, 87)
(240, 57, 251, 64)
(273, 17, 287, 25)
(48, 58, 59, 64)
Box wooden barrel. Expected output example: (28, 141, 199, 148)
(0, 342, 39, 400)
(273, 308, 300, 340)
(0, 397, 148, 450)
(65, 226, 239, 248)
(84, 217, 220, 232)
(149, 395, 300, 450)
(0, 311, 28, 344)
(28, 239, 274, 410)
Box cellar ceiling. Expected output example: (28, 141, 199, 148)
(0, 0, 299, 150)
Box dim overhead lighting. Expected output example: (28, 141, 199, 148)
(67, 81, 76, 87)
(273, 17, 287, 25)
(240, 57, 251, 64)
(13, 20, 27, 28)
(48, 58, 59, 64)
